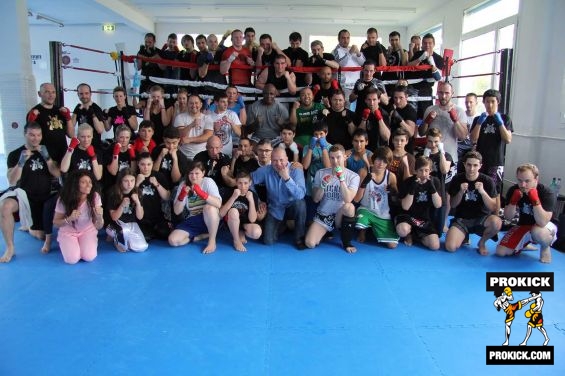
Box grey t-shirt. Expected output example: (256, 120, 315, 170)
(247, 100, 289, 140)
(313, 167, 360, 215)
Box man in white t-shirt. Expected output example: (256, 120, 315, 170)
(174, 94, 213, 160)
(208, 92, 241, 156)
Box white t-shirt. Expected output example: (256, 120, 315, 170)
(313, 167, 360, 215)
(174, 113, 213, 160)
(209, 109, 241, 156)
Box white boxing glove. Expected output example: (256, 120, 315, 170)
(438, 142, 445, 154)
(289, 142, 299, 155)
(423, 148, 431, 157)
(419, 51, 429, 62)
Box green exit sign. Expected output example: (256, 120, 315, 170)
(103, 24, 116, 32)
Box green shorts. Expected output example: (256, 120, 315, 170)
(356, 208, 399, 244)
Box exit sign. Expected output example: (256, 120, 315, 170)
(103, 24, 116, 32)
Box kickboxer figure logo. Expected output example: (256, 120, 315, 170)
(493, 287, 548, 346)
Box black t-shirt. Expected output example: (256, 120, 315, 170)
(148, 105, 172, 145)
(399, 175, 441, 221)
(73, 103, 105, 147)
(259, 51, 277, 67)
(307, 53, 336, 86)
(7, 146, 53, 201)
(355, 108, 390, 150)
(151, 145, 189, 189)
(108, 191, 137, 223)
(352, 78, 386, 117)
(505, 184, 555, 226)
(67, 147, 101, 177)
(234, 157, 260, 176)
(409, 51, 444, 95)
(424, 151, 454, 196)
(389, 104, 417, 153)
(266, 67, 289, 92)
(283, 47, 309, 86)
(137, 46, 162, 77)
(386, 49, 406, 66)
(177, 49, 196, 81)
(314, 86, 338, 104)
(471, 114, 514, 167)
(193, 151, 231, 188)
(138, 172, 168, 224)
(325, 109, 355, 150)
(448, 172, 497, 219)
(230, 191, 259, 224)
(107, 105, 138, 135)
(30, 104, 70, 164)
(361, 43, 386, 65)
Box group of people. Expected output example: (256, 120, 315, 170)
(0, 26, 558, 265)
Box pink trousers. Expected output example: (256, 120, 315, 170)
(57, 227, 98, 264)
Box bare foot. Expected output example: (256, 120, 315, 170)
(0, 247, 15, 263)
(194, 233, 209, 242)
(404, 234, 413, 246)
(344, 245, 357, 254)
(202, 240, 216, 254)
(477, 242, 489, 256)
(540, 247, 552, 264)
(115, 242, 127, 253)
(357, 229, 366, 243)
(233, 240, 247, 252)
(40, 241, 51, 254)
(239, 230, 247, 244)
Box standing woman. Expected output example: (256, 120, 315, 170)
(168, 161, 221, 253)
(53, 170, 104, 264)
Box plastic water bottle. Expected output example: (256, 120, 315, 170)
(557, 178, 562, 196)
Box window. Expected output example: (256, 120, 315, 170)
(463, 0, 519, 34)
(457, 0, 518, 105)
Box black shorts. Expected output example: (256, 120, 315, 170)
(449, 216, 489, 236)
(395, 214, 437, 239)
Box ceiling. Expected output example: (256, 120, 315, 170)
(26, 0, 448, 31)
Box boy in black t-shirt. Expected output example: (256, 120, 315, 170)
(219, 171, 262, 252)
(395, 156, 442, 250)
(445, 151, 501, 255)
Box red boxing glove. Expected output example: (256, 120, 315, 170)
(527, 188, 540, 206)
(113, 143, 121, 157)
(86, 145, 96, 160)
(193, 184, 209, 200)
(362, 108, 371, 121)
(68, 137, 80, 152)
(331, 79, 339, 90)
(27, 109, 39, 123)
(312, 84, 321, 97)
(59, 107, 71, 121)
(177, 186, 189, 201)
(424, 112, 435, 125)
(449, 107, 459, 123)
(128, 145, 136, 160)
(374, 108, 383, 121)
(509, 188, 522, 205)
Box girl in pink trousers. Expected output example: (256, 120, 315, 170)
(53, 170, 104, 264)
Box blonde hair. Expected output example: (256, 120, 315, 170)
(516, 163, 539, 178)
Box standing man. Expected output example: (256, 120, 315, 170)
(251, 148, 307, 249)
(419, 81, 467, 168)
(306, 40, 339, 87)
(408, 33, 444, 119)
(256, 54, 297, 96)
(389, 86, 417, 153)
(136, 33, 162, 95)
(386, 31, 408, 67)
(220, 30, 255, 87)
(332, 29, 366, 102)
(255, 34, 290, 73)
(71, 83, 106, 148)
(349, 60, 388, 118)
(408, 35, 422, 61)
(470, 89, 513, 213)
(26, 82, 74, 165)
(283, 32, 309, 87)
(496, 164, 556, 264)
(361, 28, 387, 67)
(458, 92, 479, 173)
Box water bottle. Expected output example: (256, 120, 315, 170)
(557, 178, 562, 196)
(549, 177, 558, 198)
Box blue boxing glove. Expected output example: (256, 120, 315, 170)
(319, 137, 328, 149)
(237, 95, 245, 108)
(310, 137, 318, 150)
(493, 112, 504, 126)
(206, 52, 214, 64)
(477, 112, 488, 125)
